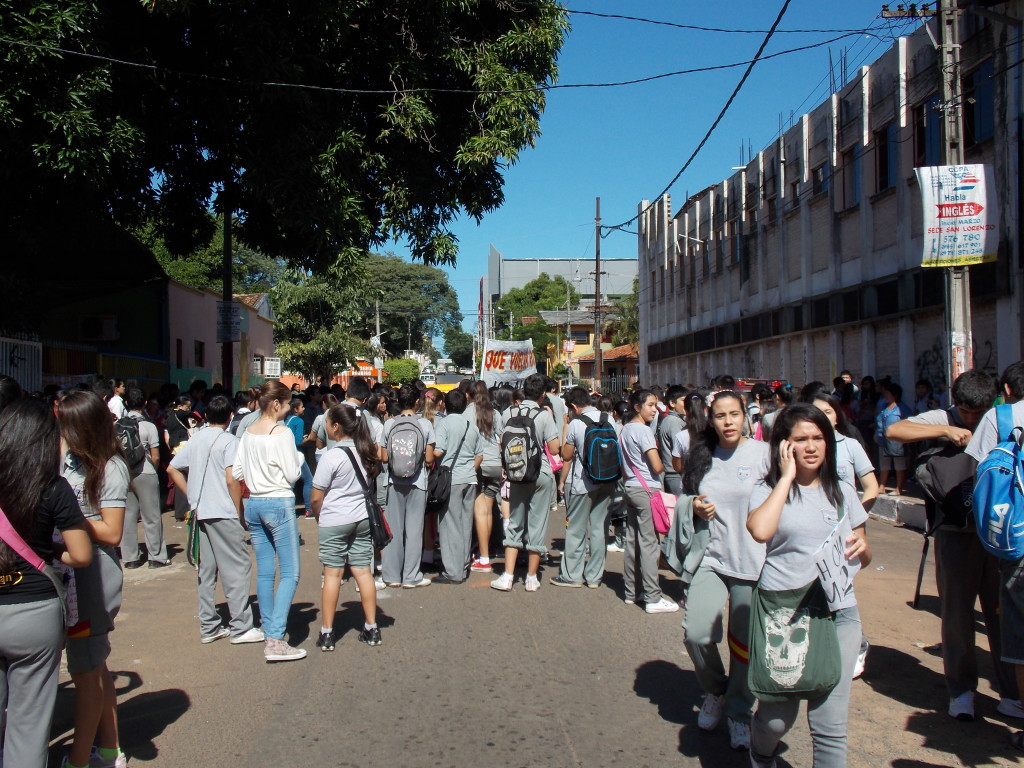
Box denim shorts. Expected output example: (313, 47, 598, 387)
(1000, 558, 1024, 664)
(318, 519, 372, 569)
(477, 465, 503, 499)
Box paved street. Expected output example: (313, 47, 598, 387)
(46, 509, 1024, 768)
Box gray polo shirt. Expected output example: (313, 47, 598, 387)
(62, 454, 130, 521)
(435, 412, 482, 486)
(170, 427, 239, 520)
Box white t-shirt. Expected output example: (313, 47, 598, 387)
(748, 480, 868, 595)
(170, 427, 239, 520)
(232, 426, 303, 497)
(312, 441, 371, 527)
(671, 429, 692, 461)
(620, 421, 661, 489)
(108, 394, 126, 419)
(835, 433, 874, 491)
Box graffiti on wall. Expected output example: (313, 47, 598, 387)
(918, 335, 1000, 388)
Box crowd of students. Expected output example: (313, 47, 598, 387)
(2, 363, 1024, 767)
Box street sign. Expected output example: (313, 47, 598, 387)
(216, 300, 241, 343)
(915, 164, 998, 268)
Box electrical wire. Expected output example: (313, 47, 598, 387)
(601, 0, 794, 235)
(566, 9, 898, 36)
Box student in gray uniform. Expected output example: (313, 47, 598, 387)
(747, 404, 872, 768)
(491, 374, 560, 593)
(0, 398, 93, 768)
(888, 369, 1021, 721)
(467, 382, 503, 573)
(168, 395, 264, 645)
(57, 391, 131, 768)
(433, 389, 483, 584)
(551, 387, 616, 588)
(619, 388, 678, 614)
(658, 385, 688, 494)
(381, 384, 435, 588)
(121, 387, 169, 569)
(681, 390, 770, 751)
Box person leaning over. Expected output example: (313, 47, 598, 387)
(551, 386, 617, 589)
(168, 395, 263, 646)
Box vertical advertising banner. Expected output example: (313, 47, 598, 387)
(480, 338, 537, 387)
(915, 164, 999, 268)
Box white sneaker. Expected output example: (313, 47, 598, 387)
(200, 626, 230, 644)
(373, 576, 387, 590)
(403, 577, 431, 588)
(948, 691, 975, 721)
(525, 574, 540, 592)
(999, 698, 1024, 718)
(230, 627, 265, 644)
(697, 693, 725, 731)
(606, 542, 624, 553)
(852, 639, 868, 679)
(645, 597, 680, 614)
(87, 747, 128, 768)
(491, 572, 514, 592)
(727, 718, 751, 750)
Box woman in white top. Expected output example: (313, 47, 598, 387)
(232, 381, 305, 663)
(681, 391, 771, 750)
(311, 405, 383, 652)
(619, 389, 678, 614)
(747, 404, 872, 768)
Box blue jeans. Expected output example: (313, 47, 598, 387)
(244, 496, 301, 641)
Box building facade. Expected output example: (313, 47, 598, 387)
(638, 5, 1021, 390)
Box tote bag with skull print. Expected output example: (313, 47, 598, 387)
(747, 579, 841, 702)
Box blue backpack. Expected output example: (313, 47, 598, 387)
(579, 413, 622, 483)
(973, 405, 1024, 560)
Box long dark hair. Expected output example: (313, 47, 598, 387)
(812, 393, 860, 440)
(682, 390, 743, 495)
(327, 405, 381, 479)
(0, 398, 60, 570)
(765, 403, 843, 510)
(57, 390, 122, 511)
(682, 392, 708, 446)
(491, 385, 514, 414)
(472, 384, 495, 439)
(628, 389, 655, 422)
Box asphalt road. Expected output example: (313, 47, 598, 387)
(45, 508, 1024, 768)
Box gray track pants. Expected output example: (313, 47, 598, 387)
(934, 529, 1018, 699)
(382, 484, 427, 586)
(197, 517, 255, 638)
(121, 472, 167, 563)
(683, 565, 756, 723)
(751, 606, 861, 768)
(560, 484, 614, 585)
(623, 485, 663, 603)
(0, 597, 64, 768)
(439, 484, 476, 580)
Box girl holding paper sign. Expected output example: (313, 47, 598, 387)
(680, 390, 770, 751)
(746, 403, 871, 768)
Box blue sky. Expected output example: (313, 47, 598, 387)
(393, 1, 924, 335)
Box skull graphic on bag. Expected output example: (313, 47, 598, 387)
(764, 606, 811, 687)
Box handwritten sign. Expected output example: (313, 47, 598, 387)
(813, 524, 860, 612)
(481, 338, 537, 387)
(915, 164, 999, 268)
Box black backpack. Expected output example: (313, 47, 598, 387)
(579, 413, 621, 483)
(500, 405, 543, 484)
(116, 415, 147, 474)
(914, 409, 972, 530)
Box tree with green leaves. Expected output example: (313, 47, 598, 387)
(269, 254, 369, 383)
(383, 358, 420, 386)
(493, 273, 581, 362)
(1, 1, 568, 274)
(608, 277, 640, 347)
(444, 328, 475, 369)
(361, 254, 463, 358)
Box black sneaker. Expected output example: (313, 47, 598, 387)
(316, 631, 335, 652)
(359, 627, 382, 647)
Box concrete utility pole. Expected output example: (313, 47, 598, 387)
(221, 197, 234, 390)
(375, 297, 382, 384)
(883, 0, 972, 390)
(594, 197, 603, 393)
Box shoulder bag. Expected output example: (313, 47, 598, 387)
(0, 506, 70, 632)
(342, 447, 393, 550)
(621, 442, 676, 535)
(185, 432, 227, 568)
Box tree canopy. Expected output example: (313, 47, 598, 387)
(444, 327, 475, 369)
(383, 358, 420, 386)
(0, 1, 568, 272)
(493, 272, 581, 361)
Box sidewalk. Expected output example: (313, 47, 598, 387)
(45, 509, 1023, 767)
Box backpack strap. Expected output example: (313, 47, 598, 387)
(997, 404, 1015, 442)
(0, 507, 45, 572)
(341, 446, 372, 494)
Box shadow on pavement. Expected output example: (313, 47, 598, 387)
(335, 600, 395, 640)
(284, 601, 319, 645)
(865, 644, 1020, 766)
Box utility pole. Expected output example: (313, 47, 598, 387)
(407, 318, 412, 356)
(883, 0, 971, 391)
(221, 189, 234, 391)
(374, 297, 382, 384)
(594, 197, 603, 394)
(508, 311, 513, 340)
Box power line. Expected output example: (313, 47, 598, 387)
(0, 30, 877, 96)
(567, 8, 897, 36)
(602, 0, 795, 235)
